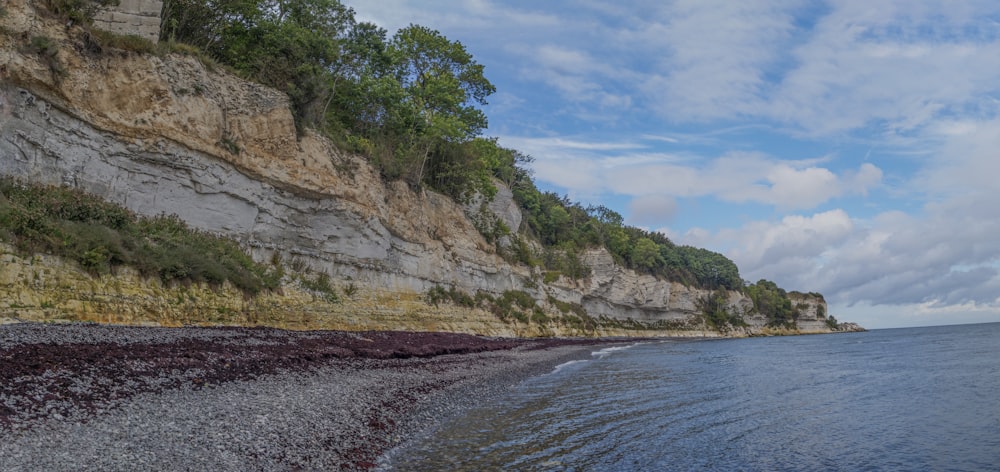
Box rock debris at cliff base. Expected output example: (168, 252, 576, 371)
(0, 322, 606, 471)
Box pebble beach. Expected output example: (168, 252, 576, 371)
(0, 322, 605, 471)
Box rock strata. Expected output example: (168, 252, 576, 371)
(0, 0, 857, 335)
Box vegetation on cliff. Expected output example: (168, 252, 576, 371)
(153, 0, 745, 291)
(0, 179, 282, 295)
(14, 0, 834, 332)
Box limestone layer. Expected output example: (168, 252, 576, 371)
(0, 1, 849, 336)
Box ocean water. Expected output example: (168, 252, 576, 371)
(386, 323, 1000, 471)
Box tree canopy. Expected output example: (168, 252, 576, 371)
(162, 1, 498, 202)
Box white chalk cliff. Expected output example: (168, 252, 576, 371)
(0, 0, 850, 336)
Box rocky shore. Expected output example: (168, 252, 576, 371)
(0, 322, 609, 471)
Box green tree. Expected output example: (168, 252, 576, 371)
(746, 279, 795, 327)
(330, 21, 395, 135)
(388, 24, 495, 187)
(630, 237, 664, 270)
(698, 288, 743, 329)
(162, 0, 355, 130)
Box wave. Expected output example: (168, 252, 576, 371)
(549, 343, 646, 376)
(551, 359, 589, 374)
(591, 343, 644, 359)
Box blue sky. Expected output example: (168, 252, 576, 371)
(350, 0, 1000, 329)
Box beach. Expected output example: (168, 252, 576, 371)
(0, 322, 606, 471)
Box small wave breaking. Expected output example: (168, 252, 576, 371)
(551, 359, 589, 374)
(591, 343, 643, 359)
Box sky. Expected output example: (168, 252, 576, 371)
(349, 0, 1000, 329)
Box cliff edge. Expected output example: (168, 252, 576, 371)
(0, 1, 862, 336)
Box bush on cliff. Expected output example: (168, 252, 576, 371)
(746, 279, 797, 328)
(697, 288, 746, 330)
(153, 0, 747, 293)
(41, 0, 119, 26)
(0, 179, 281, 295)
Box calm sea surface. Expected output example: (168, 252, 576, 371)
(384, 323, 1000, 471)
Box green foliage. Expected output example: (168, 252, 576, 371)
(697, 288, 746, 330)
(481, 290, 536, 323)
(510, 181, 740, 289)
(154, 0, 753, 296)
(499, 290, 535, 310)
(540, 244, 591, 281)
(160, 1, 508, 202)
(547, 296, 587, 318)
(825, 314, 839, 330)
(300, 272, 340, 303)
(630, 238, 663, 270)
(26, 35, 66, 79)
(424, 285, 475, 308)
(531, 307, 550, 324)
(503, 235, 539, 268)
(746, 279, 796, 328)
(469, 203, 509, 245)
(86, 29, 159, 54)
(0, 179, 281, 295)
(162, 0, 354, 131)
(218, 136, 241, 155)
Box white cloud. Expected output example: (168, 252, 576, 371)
(506, 138, 883, 210)
(677, 209, 854, 280)
(354, 1, 1000, 136)
(352, 0, 561, 37)
(829, 301, 1000, 330)
(636, 0, 801, 121)
(627, 195, 678, 227)
(676, 192, 1000, 315)
(513, 43, 636, 110)
(767, 0, 1000, 135)
(919, 118, 1000, 194)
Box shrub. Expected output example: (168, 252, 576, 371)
(531, 307, 550, 324)
(88, 29, 158, 54)
(424, 285, 475, 308)
(26, 35, 66, 78)
(42, 0, 119, 25)
(501, 290, 535, 310)
(0, 179, 281, 295)
(547, 296, 587, 317)
(300, 272, 339, 302)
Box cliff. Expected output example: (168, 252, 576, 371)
(0, 1, 859, 336)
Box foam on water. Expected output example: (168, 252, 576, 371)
(550, 359, 588, 374)
(590, 342, 643, 358)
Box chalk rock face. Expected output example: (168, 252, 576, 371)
(578, 249, 682, 321)
(463, 182, 522, 238)
(93, 0, 164, 43)
(0, 1, 845, 334)
(788, 292, 831, 333)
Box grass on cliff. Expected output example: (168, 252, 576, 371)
(0, 179, 281, 295)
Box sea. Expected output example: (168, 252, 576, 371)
(383, 323, 1000, 471)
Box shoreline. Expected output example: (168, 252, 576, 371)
(0, 322, 623, 470)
